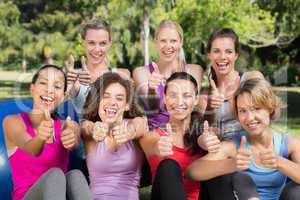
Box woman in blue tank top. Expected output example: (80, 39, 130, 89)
(187, 79, 300, 200)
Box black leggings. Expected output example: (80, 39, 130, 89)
(201, 174, 236, 200)
(151, 159, 187, 200)
(233, 173, 300, 200)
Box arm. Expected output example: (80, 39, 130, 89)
(129, 117, 148, 139)
(186, 64, 203, 93)
(276, 135, 300, 184)
(3, 115, 50, 156)
(133, 66, 150, 96)
(187, 141, 237, 181)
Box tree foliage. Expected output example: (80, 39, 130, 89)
(0, 0, 299, 85)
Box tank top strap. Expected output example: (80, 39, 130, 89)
(148, 63, 155, 73)
(19, 112, 35, 137)
(280, 133, 289, 158)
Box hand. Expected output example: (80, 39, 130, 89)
(111, 122, 133, 146)
(92, 121, 109, 142)
(61, 116, 78, 150)
(66, 55, 78, 88)
(197, 120, 221, 153)
(259, 148, 279, 169)
(78, 56, 91, 86)
(235, 136, 251, 171)
(154, 123, 174, 157)
(37, 110, 53, 142)
(148, 62, 165, 91)
(208, 79, 225, 109)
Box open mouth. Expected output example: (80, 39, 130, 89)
(162, 50, 175, 57)
(40, 96, 54, 105)
(247, 121, 260, 130)
(104, 107, 118, 118)
(216, 62, 229, 71)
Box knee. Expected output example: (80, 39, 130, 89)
(66, 169, 87, 183)
(43, 168, 65, 184)
(281, 181, 300, 200)
(156, 159, 181, 177)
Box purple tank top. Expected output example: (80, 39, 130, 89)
(145, 63, 169, 129)
(9, 112, 69, 200)
(86, 138, 143, 200)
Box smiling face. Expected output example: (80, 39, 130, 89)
(164, 79, 197, 121)
(30, 67, 65, 112)
(98, 82, 129, 124)
(155, 27, 182, 63)
(208, 37, 238, 76)
(237, 92, 271, 136)
(83, 28, 111, 66)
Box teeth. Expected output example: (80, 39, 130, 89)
(105, 108, 117, 116)
(41, 96, 54, 102)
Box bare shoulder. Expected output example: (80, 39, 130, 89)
(133, 66, 150, 79)
(287, 134, 300, 155)
(116, 68, 131, 79)
(132, 66, 151, 90)
(243, 70, 265, 80)
(186, 63, 203, 72)
(3, 114, 26, 147)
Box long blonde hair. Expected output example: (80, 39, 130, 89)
(155, 19, 186, 71)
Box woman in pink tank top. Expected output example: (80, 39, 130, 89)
(81, 72, 148, 200)
(3, 65, 90, 200)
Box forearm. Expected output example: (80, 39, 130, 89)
(277, 157, 300, 184)
(187, 158, 237, 181)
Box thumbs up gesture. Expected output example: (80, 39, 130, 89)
(37, 110, 54, 142)
(78, 56, 92, 86)
(148, 62, 166, 91)
(236, 136, 251, 171)
(259, 147, 278, 169)
(197, 120, 221, 153)
(61, 116, 79, 150)
(92, 121, 109, 142)
(154, 123, 174, 157)
(208, 79, 225, 109)
(111, 121, 135, 146)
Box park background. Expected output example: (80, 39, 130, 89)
(0, 0, 299, 198)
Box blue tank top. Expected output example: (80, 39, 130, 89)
(233, 130, 289, 200)
(144, 63, 169, 130)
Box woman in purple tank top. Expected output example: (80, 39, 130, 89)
(3, 65, 91, 200)
(133, 19, 203, 130)
(81, 72, 148, 200)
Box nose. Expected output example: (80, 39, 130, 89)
(220, 51, 226, 59)
(94, 44, 101, 52)
(245, 110, 255, 121)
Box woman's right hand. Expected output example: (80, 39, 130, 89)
(148, 62, 165, 92)
(208, 79, 225, 109)
(197, 121, 221, 153)
(36, 110, 54, 142)
(92, 121, 109, 142)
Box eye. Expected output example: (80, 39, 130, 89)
(87, 41, 96, 46)
(212, 49, 220, 53)
(238, 108, 246, 114)
(103, 94, 110, 99)
(99, 41, 108, 47)
(170, 39, 177, 43)
(226, 49, 234, 54)
(54, 85, 62, 89)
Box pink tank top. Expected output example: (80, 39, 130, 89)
(9, 112, 69, 200)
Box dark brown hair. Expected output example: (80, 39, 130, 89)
(82, 72, 134, 122)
